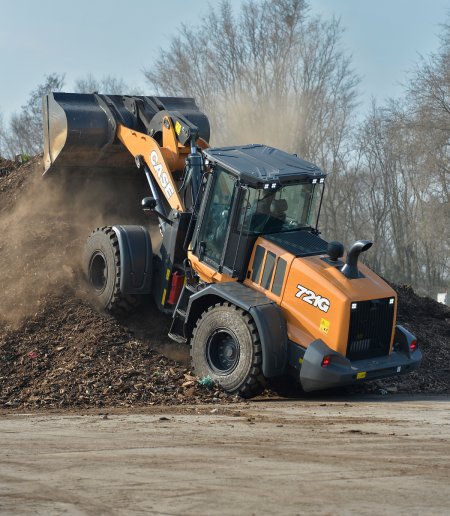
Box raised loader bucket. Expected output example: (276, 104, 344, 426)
(42, 92, 210, 178)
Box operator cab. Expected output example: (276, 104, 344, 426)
(191, 144, 327, 280)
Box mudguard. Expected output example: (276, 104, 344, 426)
(112, 225, 153, 295)
(185, 282, 287, 377)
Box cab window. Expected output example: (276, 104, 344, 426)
(197, 167, 236, 266)
(238, 182, 321, 234)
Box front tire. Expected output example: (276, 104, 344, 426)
(190, 303, 266, 398)
(83, 226, 139, 315)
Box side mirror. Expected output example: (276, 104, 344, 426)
(141, 197, 157, 210)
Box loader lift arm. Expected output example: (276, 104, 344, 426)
(116, 123, 185, 212)
(116, 98, 209, 212)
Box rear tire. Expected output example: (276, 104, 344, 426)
(83, 226, 139, 315)
(190, 303, 266, 398)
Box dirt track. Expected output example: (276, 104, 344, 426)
(1, 396, 449, 515)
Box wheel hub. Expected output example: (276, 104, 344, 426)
(206, 329, 240, 375)
(89, 251, 108, 292)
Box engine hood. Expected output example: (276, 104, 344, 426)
(280, 254, 397, 354)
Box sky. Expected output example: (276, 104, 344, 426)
(0, 0, 449, 121)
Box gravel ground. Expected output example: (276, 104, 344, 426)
(1, 398, 449, 515)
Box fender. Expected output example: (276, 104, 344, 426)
(185, 282, 287, 377)
(394, 325, 418, 358)
(112, 225, 153, 295)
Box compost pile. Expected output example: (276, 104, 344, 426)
(0, 292, 236, 408)
(357, 283, 450, 395)
(0, 157, 17, 178)
(0, 158, 449, 409)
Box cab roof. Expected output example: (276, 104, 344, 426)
(203, 144, 326, 186)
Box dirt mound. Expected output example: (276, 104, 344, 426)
(0, 292, 235, 408)
(0, 156, 34, 211)
(0, 158, 449, 409)
(366, 284, 450, 395)
(0, 156, 83, 327)
(0, 158, 235, 408)
(0, 157, 17, 178)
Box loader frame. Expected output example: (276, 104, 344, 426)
(42, 92, 422, 396)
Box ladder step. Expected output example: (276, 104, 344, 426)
(176, 308, 187, 318)
(168, 333, 187, 344)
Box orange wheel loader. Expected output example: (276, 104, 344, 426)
(42, 92, 421, 398)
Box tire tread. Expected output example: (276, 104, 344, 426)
(191, 302, 266, 399)
(85, 226, 139, 316)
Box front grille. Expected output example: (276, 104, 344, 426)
(346, 298, 395, 361)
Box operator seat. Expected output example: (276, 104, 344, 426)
(271, 199, 288, 221)
(263, 198, 288, 232)
(251, 196, 288, 233)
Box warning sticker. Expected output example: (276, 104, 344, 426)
(320, 318, 330, 334)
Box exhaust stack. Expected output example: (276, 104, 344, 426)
(341, 240, 373, 279)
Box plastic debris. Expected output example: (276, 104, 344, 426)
(198, 375, 214, 388)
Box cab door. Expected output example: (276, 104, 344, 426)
(189, 167, 239, 282)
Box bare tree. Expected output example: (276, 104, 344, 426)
(350, 92, 449, 293)
(145, 1, 449, 295)
(144, 0, 360, 261)
(392, 21, 450, 292)
(74, 73, 143, 95)
(407, 23, 450, 205)
(321, 17, 450, 296)
(0, 111, 6, 158)
(144, 0, 359, 162)
(4, 73, 65, 157)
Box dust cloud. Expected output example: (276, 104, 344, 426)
(0, 99, 296, 329)
(208, 95, 299, 153)
(0, 157, 150, 328)
(0, 94, 303, 330)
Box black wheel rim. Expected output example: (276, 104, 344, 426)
(206, 328, 240, 375)
(89, 251, 108, 292)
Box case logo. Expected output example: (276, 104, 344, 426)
(296, 284, 330, 313)
(150, 150, 175, 199)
